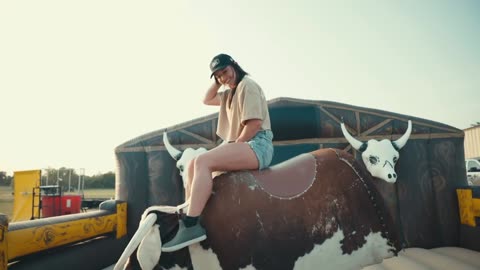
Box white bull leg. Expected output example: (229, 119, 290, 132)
(137, 201, 191, 269)
(137, 224, 161, 270)
(114, 213, 157, 270)
(116, 201, 191, 270)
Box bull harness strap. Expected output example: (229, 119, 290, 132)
(332, 148, 402, 253)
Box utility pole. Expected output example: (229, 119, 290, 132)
(78, 168, 85, 197)
(77, 169, 82, 193)
(68, 169, 72, 192)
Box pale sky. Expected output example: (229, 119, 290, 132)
(1, 1, 479, 175)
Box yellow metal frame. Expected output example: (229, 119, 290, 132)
(0, 215, 8, 270)
(457, 188, 480, 227)
(0, 201, 126, 270)
(12, 170, 41, 222)
(116, 202, 127, 239)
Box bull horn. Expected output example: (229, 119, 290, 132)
(163, 131, 183, 160)
(114, 213, 157, 270)
(341, 123, 364, 151)
(393, 120, 412, 149)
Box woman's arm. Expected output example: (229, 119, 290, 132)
(203, 81, 222, 106)
(235, 119, 262, 143)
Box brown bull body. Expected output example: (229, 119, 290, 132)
(157, 148, 400, 270)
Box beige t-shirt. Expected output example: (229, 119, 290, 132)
(217, 76, 271, 142)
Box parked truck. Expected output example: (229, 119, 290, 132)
(466, 158, 480, 185)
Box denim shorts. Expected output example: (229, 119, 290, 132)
(247, 130, 274, 170)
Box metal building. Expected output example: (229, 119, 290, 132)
(464, 125, 480, 159)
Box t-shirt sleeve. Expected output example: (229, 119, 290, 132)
(239, 80, 265, 125)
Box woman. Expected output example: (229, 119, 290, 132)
(162, 53, 274, 252)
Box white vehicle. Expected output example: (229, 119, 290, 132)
(465, 158, 480, 185)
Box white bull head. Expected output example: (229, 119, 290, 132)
(341, 120, 412, 183)
(163, 131, 207, 189)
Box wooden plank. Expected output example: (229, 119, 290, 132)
(343, 145, 352, 152)
(116, 132, 463, 153)
(361, 119, 392, 136)
(179, 129, 213, 144)
(318, 106, 356, 134)
(355, 111, 361, 134)
(268, 97, 459, 133)
(271, 133, 463, 146)
(117, 113, 219, 148)
(318, 106, 342, 124)
(319, 103, 459, 133)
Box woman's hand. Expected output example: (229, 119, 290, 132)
(236, 119, 262, 142)
(203, 81, 222, 106)
(214, 77, 221, 86)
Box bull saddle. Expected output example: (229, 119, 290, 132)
(250, 153, 317, 199)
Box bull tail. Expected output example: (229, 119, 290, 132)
(114, 213, 157, 270)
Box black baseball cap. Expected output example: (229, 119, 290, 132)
(209, 53, 235, 78)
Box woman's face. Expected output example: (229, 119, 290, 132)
(214, 65, 237, 88)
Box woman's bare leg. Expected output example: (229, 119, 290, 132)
(187, 142, 258, 217)
(162, 142, 259, 252)
(184, 159, 195, 202)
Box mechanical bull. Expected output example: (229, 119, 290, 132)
(115, 120, 412, 270)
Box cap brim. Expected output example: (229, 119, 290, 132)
(210, 64, 229, 78)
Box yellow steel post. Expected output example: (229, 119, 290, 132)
(457, 188, 480, 227)
(0, 214, 8, 270)
(116, 202, 127, 239)
(12, 170, 41, 222)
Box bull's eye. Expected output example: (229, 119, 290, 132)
(179, 165, 184, 172)
(369, 156, 379, 165)
(393, 156, 398, 164)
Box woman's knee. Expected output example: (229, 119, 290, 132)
(187, 158, 196, 181)
(194, 154, 213, 171)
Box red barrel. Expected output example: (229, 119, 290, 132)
(42, 195, 82, 217)
(62, 195, 82, 215)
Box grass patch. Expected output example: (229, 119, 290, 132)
(0, 186, 14, 218)
(66, 189, 115, 199)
